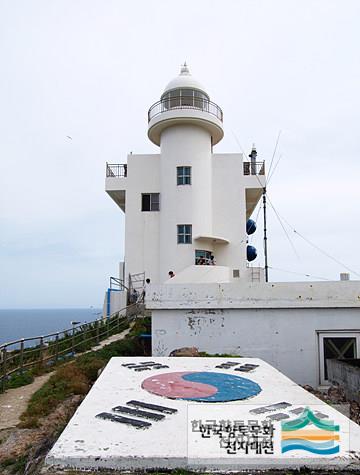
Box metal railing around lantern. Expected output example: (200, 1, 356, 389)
(148, 96, 223, 122)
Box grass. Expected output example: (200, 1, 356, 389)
(19, 317, 150, 428)
(198, 352, 242, 358)
(5, 371, 34, 389)
(0, 455, 27, 474)
(2, 314, 132, 392)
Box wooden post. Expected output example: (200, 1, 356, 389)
(1, 347, 7, 393)
(96, 320, 100, 345)
(39, 337, 44, 367)
(71, 326, 75, 356)
(20, 339, 24, 374)
(55, 333, 59, 364)
(83, 324, 87, 349)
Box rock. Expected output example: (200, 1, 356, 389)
(302, 384, 360, 426)
(169, 347, 200, 357)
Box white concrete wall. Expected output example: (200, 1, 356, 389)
(147, 281, 360, 309)
(121, 149, 265, 285)
(107, 138, 265, 285)
(124, 154, 160, 283)
(102, 289, 127, 318)
(159, 124, 213, 281)
(151, 306, 360, 387)
(212, 153, 247, 274)
(110, 290, 127, 315)
(148, 280, 360, 386)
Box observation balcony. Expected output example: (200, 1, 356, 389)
(148, 95, 224, 146)
(106, 163, 127, 178)
(243, 161, 265, 176)
(242, 161, 266, 219)
(105, 163, 127, 212)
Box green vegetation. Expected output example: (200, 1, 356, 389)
(198, 352, 242, 358)
(19, 317, 150, 428)
(5, 371, 34, 389)
(1, 314, 133, 392)
(0, 455, 27, 474)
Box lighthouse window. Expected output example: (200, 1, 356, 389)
(177, 224, 192, 244)
(141, 193, 160, 212)
(194, 90, 207, 109)
(161, 89, 209, 111)
(181, 89, 193, 106)
(177, 166, 191, 185)
(169, 90, 180, 108)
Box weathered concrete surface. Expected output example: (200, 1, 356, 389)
(46, 357, 360, 472)
(328, 359, 360, 403)
(151, 306, 360, 387)
(147, 281, 360, 388)
(146, 281, 360, 309)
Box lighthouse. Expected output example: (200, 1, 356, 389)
(106, 65, 266, 287)
(102, 66, 360, 390)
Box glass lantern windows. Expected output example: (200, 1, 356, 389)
(162, 89, 208, 110)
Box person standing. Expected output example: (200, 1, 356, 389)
(141, 278, 151, 301)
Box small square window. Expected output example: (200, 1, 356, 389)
(177, 166, 191, 185)
(177, 224, 192, 244)
(142, 193, 160, 211)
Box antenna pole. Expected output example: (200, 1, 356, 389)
(263, 187, 269, 282)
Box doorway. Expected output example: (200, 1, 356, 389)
(318, 331, 360, 384)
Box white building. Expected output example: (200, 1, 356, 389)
(105, 65, 360, 388)
(106, 64, 264, 286)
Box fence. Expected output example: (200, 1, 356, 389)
(106, 163, 127, 178)
(148, 96, 223, 123)
(243, 161, 265, 176)
(0, 304, 137, 393)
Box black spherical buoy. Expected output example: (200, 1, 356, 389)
(246, 219, 257, 235)
(247, 245, 257, 262)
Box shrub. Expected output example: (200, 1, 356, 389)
(20, 317, 150, 427)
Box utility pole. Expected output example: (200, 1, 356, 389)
(263, 187, 269, 282)
(249, 144, 269, 282)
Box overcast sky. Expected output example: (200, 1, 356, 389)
(0, 0, 359, 308)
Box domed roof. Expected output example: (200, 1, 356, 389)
(162, 63, 208, 97)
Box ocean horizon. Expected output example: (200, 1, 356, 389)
(0, 308, 102, 346)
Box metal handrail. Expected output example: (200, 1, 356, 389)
(0, 303, 138, 393)
(106, 163, 127, 178)
(243, 161, 265, 176)
(148, 96, 223, 122)
(110, 276, 128, 291)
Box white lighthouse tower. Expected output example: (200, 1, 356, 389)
(105, 65, 265, 298)
(148, 63, 225, 280)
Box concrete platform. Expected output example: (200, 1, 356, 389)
(46, 357, 360, 471)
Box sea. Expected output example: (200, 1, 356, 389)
(0, 308, 102, 346)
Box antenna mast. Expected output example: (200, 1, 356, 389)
(249, 145, 269, 282)
(263, 187, 269, 282)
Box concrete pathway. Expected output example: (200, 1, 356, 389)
(0, 324, 133, 430)
(91, 325, 132, 350)
(0, 373, 53, 430)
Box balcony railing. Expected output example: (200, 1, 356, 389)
(243, 161, 265, 176)
(148, 96, 223, 123)
(106, 163, 127, 178)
